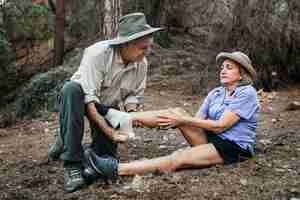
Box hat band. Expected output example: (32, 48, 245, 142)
(118, 24, 152, 37)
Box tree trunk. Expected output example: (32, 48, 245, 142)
(54, 0, 65, 67)
(48, 0, 56, 13)
(97, 0, 121, 40)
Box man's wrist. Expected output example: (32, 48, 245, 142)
(104, 126, 113, 135)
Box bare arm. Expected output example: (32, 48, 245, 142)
(86, 103, 131, 142)
(86, 102, 114, 139)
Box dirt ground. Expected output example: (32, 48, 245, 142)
(0, 75, 299, 200)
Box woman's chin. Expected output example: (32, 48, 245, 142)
(220, 81, 232, 87)
(220, 80, 227, 85)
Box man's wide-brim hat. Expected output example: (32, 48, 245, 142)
(110, 12, 163, 46)
(216, 51, 257, 80)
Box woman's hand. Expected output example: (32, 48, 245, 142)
(157, 114, 185, 128)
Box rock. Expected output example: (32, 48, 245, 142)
(0, 67, 69, 127)
(240, 179, 248, 186)
(161, 64, 180, 76)
(163, 135, 168, 141)
(170, 0, 234, 46)
(275, 168, 285, 173)
(131, 175, 144, 192)
(285, 101, 300, 111)
(159, 145, 167, 149)
(259, 139, 272, 146)
(272, 118, 278, 123)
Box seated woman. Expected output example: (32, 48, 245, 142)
(82, 51, 260, 182)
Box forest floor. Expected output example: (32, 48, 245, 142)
(0, 74, 300, 200)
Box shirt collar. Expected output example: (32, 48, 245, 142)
(115, 49, 138, 69)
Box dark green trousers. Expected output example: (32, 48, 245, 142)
(58, 81, 117, 162)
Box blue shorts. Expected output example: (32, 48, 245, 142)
(207, 134, 253, 165)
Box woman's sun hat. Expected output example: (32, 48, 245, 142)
(110, 12, 163, 46)
(216, 51, 257, 81)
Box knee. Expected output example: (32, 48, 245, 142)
(61, 81, 84, 99)
(170, 149, 186, 165)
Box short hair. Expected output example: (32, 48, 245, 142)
(238, 66, 253, 86)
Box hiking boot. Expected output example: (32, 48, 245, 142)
(48, 135, 63, 161)
(83, 148, 118, 183)
(64, 163, 85, 193)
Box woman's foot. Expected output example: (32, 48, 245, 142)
(83, 148, 118, 183)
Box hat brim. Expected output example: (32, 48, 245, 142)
(216, 52, 257, 80)
(109, 27, 163, 46)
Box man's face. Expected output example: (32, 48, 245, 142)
(121, 36, 154, 64)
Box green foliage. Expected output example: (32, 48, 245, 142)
(0, 28, 8, 45)
(4, 0, 53, 41)
(64, 1, 99, 40)
(0, 27, 9, 51)
(154, 31, 172, 48)
(30, 3, 49, 16)
(0, 27, 15, 65)
(15, 66, 73, 118)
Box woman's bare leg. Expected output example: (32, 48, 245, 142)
(118, 155, 174, 175)
(118, 144, 223, 176)
(177, 125, 208, 146)
(171, 143, 224, 169)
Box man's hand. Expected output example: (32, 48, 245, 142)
(132, 117, 144, 128)
(111, 129, 130, 143)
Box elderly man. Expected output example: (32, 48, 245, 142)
(48, 12, 162, 192)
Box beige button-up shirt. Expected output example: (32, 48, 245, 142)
(71, 40, 147, 109)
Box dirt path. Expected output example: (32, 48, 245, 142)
(0, 77, 299, 200)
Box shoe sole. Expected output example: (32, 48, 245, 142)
(64, 181, 85, 193)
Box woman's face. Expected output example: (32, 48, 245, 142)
(219, 59, 241, 86)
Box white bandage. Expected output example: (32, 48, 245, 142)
(105, 109, 135, 138)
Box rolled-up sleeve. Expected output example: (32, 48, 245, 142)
(224, 88, 259, 120)
(71, 49, 105, 104)
(195, 88, 218, 119)
(195, 95, 210, 119)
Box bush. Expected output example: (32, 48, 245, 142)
(3, 0, 53, 41)
(0, 27, 14, 65)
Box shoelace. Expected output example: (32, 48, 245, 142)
(68, 168, 82, 180)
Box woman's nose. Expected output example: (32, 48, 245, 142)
(220, 68, 226, 74)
